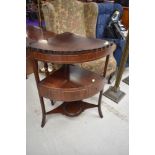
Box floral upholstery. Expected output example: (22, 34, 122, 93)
(42, 0, 98, 37)
(77, 56, 116, 76)
(42, 0, 116, 77)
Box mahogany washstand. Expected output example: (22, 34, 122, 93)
(30, 32, 116, 127)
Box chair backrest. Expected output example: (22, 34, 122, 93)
(96, 2, 123, 39)
(42, 0, 98, 37)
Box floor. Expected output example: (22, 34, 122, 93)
(26, 68, 129, 155)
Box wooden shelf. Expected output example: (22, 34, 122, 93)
(38, 65, 105, 101)
(46, 101, 98, 117)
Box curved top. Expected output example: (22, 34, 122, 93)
(30, 32, 113, 55)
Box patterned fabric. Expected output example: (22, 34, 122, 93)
(84, 2, 98, 37)
(42, 0, 98, 37)
(41, 0, 116, 77)
(77, 55, 116, 77)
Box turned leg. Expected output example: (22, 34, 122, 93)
(98, 90, 103, 118)
(50, 100, 55, 106)
(39, 97, 46, 127)
(32, 59, 47, 127)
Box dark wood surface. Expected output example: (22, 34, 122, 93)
(31, 32, 113, 53)
(26, 49, 33, 77)
(31, 32, 116, 64)
(46, 101, 98, 117)
(122, 7, 129, 29)
(30, 32, 116, 127)
(38, 65, 105, 101)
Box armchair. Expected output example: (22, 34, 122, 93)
(41, 0, 117, 77)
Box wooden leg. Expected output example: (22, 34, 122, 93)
(32, 59, 47, 127)
(41, 114, 46, 128)
(51, 100, 55, 106)
(98, 90, 103, 118)
(44, 62, 49, 77)
(103, 55, 110, 78)
(39, 97, 46, 128)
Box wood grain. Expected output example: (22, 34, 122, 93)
(38, 65, 105, 101)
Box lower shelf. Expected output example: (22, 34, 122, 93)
(46, 100, 98, 117)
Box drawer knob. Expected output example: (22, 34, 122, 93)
(92, 79, 95, 82)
